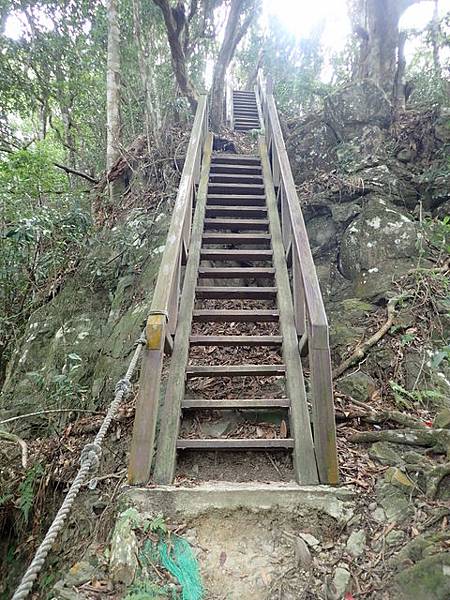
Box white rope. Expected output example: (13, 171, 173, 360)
(12, 330, 147, 600)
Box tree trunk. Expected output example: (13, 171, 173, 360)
(132, 0, 162, 150)
(106, 0, 121, 173)
(431, 0, 441, 74)
(352, 0, 433, 100)
(210, 0, 257, 131)
(153, 0, 198, 112)
(245, 48, 264, 91)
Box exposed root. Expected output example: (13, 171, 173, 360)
(333, 294, 409, 378)
(350, 428, 450, 457)
(0, 430, 28, 468)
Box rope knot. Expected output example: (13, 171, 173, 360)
(80, 442, 102, 472)
(135, 333, 147, 347)
(115, 378, 131, 397)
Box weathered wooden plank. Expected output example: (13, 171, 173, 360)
(197, 267, 275, 278)
(192, 309, 279, 322)
(211, 154, 260, 165)
(207, 195, 266, 206)
(181, 398, 289, 409)
(128, 316, 166, 485)
(205, 206, 267, 218)
(202, 233, 271, 245)
(209, 173, 263, 184)
(200, 249, 272, 261)
(152, 133, 213, 485)
(310, 346, 339, 484)
(259, 136, 319, 485)
(176, 438, 294, 449)
(210, 163, 262, 175)
(203, 218, 269, 231)
(189, 335, 282, 346)
(186, 364, 285, 377)
(208, 183, 265, 195)
(195, 286, 277, 300)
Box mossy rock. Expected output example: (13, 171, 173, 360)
(391, 552, 450, 600)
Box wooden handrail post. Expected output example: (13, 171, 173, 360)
(128, 313, 166, 484)
(310, 330, 339, 484)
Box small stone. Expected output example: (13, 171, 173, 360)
(386, 530, 407, 546)
(369, 442, 403, 466)
(346, 530, 366, 557)
(299, 533, 320, 548)
(333, 565, 351, 597)
(433, 408, 450, 430)
(368, 502, 377, 512)
(385, 467, 415, 490)
(294, 537, 312, 568)
(335, 371, 376, 401)
(372, 507, 387, 523)
(65, 561, 97, 587)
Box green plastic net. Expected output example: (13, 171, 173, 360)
(159, 536, 203, 600)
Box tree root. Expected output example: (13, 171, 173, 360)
(350, 428, 450, 456)
(333, 293, 410, 378)
(0, 430, 28, 468)
(351, 428, 450, 499)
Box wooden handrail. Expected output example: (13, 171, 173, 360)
(128, 95, 208, 485)
(255, 73, 338, 484)
(150, 94, 208, 330)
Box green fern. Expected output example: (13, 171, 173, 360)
(18, 463, 43, 524)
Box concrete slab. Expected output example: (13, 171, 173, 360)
(121, 481, 355, 522)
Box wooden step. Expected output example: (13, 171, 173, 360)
(209, 173, 263, 185)
(211, 155, 260, 165)
(177, 438, 294, 449)
(189, 335, 282, 346)
(202, 233, 271, 245)
(200, 249, 272, 261)
(196, 286, 277, 299)
(208, 183, 265, 195)
(210, 163, 262, 175)
(207, 195, 266, 206)
(205, 206, 267, 219)
(186, 364, 286, 377)
(203, 218, 269, 231)
(192, 309, 279, 322)
(235, 126, 260, 131)
(197, 267, 275, 278)
(181, 398, 290, 409)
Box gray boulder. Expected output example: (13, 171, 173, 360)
(324, 81, 392, 142)
(339, 196, 418, 281)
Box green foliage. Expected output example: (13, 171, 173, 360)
(146, 514, 169, 536)
(17, 463, 44, 524)
(25, 352, 88, 412)
(0, 142, 91, 380)
(389, 380, 443, 409)
(237, 18, 331, 118)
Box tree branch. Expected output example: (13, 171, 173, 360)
(53, 161, 98, 184)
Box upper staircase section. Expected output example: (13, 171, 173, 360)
(232, 90, 261, 131)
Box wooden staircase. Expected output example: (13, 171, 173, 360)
(128, 75, 338, 488)
(232, 90, 261, 130)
